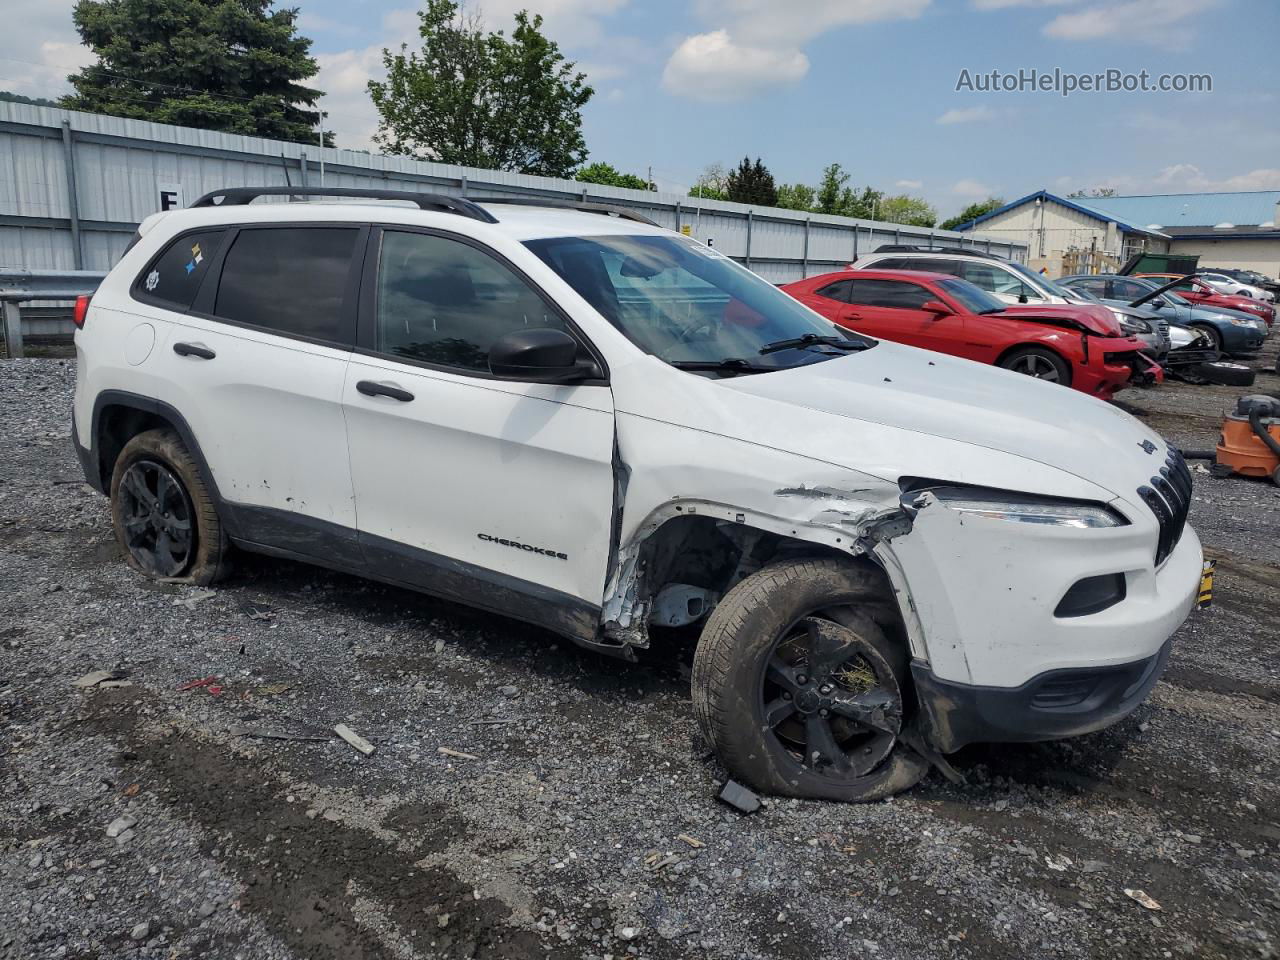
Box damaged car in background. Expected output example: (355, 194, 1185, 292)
(72, 187, 1204, 802)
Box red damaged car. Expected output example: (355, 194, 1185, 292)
(782, 270, 1159, 397)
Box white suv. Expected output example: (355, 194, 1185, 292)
(72, 187, 1202, 802)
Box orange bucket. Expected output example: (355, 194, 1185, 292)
(1217, 412, 1280, 479)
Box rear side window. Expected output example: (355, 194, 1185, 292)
(1069, 277, 1109, 298)
(215, 227, 360, 343)
(815, 279, 852, 301)
(961, 262, 1038, 298)
(134, 229, 226, 310)
(1111, 279, 1149, 300)
(847, 278, 932, 309)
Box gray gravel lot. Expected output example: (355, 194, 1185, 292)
(2, 352, 1278, 960)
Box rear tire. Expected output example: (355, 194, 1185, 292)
(110, 428, 230, 585)
(1195, 361, 1255, 387)
(692, 558, 928, 802)
(998, 347, 1072, 387)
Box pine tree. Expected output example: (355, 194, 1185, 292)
(63, 0, 329, 145)
(725, 157, 778, 207)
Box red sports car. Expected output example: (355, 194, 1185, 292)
(1137, 273, 1275, 328)
(782, 269, 1159, 397)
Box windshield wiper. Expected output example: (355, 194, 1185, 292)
(669, 358, 770, 375)
(758, 333, 871, 355)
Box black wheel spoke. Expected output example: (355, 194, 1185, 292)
(118, 459, 194, 579)
(805, 714, 850, 772)
(763, 696, 796, 728)
(123, 470, 156, 509)
(829, 689, 899, 734)
(766, 657, 803, 695)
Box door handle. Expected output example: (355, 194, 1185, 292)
(173, 342, 215, 360)
(356, 380, 415, 402)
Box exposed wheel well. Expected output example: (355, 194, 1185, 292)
(94, 404, 173, 490)
(632, 514, 900, 637)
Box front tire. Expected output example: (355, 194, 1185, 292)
(692, 558, 928, 802)
(110, 428, 230, 585)
(998, 347, 1072, 387)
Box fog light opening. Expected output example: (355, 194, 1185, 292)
(1054, 573, 1127, 618)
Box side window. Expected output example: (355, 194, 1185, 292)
(215, 227, 360, 342)
(134, 230, 226, 310)
(869, 257, 909, 270)
(1111, 279, 1147, 300)
(1071, 278, 1109, 298)
(848, 279, 932, 309)
(815, 279, 852, 301)
(961, 262, 1038, 299)
(374, 231, 568, 373)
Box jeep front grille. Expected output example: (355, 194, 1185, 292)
(1137, 448, 1192, 566)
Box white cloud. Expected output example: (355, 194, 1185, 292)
(1054, 165, 1280, 196)
(896, 179, 924, 189)
(952, 179, 998, 198)
(0, 0, 93, 100)
(1043, 0, 1220, 48)
(471, 0, 628, 47)
(664, 0, 930, 102)
(662, 30, 809, 101)
(936, 105, 997, 125)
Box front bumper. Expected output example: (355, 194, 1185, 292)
(912, 638, 1172, 753)
(1221, 325, 1265, 358)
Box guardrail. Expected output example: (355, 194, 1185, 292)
(0, 269, 105, 358)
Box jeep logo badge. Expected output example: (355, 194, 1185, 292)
(1138, 439, 1157, 455)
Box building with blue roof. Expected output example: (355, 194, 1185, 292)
(954, 189, 1280, 277)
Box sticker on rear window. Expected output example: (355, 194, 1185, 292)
(144, 269, 159, 291)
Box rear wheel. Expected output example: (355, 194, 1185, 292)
(692, 558, 928, 802)
(999, 347, 1072, 386)
(110, 429, 230, 584)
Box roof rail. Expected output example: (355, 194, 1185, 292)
(475, 197, 662, 228)
(873, 243, 1006, 261)
(190, 187, 499, 223)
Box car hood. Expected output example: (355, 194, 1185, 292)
(704, 341, 1164, 502)
(1000, 302, 1122, 336)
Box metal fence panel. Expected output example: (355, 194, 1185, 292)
(0, 102, 1026, 282)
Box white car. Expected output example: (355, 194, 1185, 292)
(1197, 272, 1275, 302)
(71, 188, 1202, 802)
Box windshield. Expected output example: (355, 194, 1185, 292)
(938, 277, 1005, 313)
(525, 234, 871, 372)
(1007, 261, 1073, 298)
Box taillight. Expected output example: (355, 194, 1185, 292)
(73, 295, 90, 329)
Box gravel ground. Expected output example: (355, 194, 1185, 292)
(1, 350, 1278, 960)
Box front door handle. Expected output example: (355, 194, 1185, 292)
(173, 342, 215, 360)
(356, 380, 415, 402)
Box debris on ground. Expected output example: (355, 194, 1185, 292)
(333, 723, 376, 755)
(72, 669, 126, 688)
(226, 725, 330, 742)
(437, 746, 479, 761)
(1124, 889, 1163, 911)
(717, 779, 762, 814)
(177, 676, 223, 695)
(677, 834, 705, 848)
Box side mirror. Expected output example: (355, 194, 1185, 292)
(488, 328, 598, 383)
(921, 300, 953, 316)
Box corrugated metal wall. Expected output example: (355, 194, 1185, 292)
(0, 102, 1026, 280)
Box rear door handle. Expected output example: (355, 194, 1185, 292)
(356, 380, 415, 402)
(173, 342, 215, 360)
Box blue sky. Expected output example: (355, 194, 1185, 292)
(5, 0, 1279, 217)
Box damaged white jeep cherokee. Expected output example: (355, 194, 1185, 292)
(73, 187, 1203, 801)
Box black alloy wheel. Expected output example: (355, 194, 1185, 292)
(117, 458, 196, 577)
(762, 616, 902, 777)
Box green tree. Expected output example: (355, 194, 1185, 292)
(815, 163, 850, 215)
(575, 161, 653, 191)
(725, 156, 778, 207)
(776, 183, 816, 211)
(62, 0, 328, 144)
(1067, 187, 1118, 198)
(369, 0, 591, 177)
(877, 194, 937, 228)
(940, 196, 1004, 231)
(840, 185, 883, 220)
(813, 163, 882, 219)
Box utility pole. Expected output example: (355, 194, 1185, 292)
(316, 110, 327, 187)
